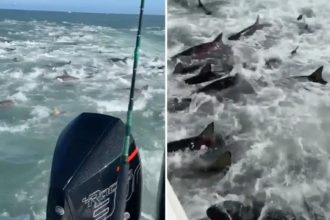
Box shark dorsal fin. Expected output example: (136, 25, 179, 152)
(173, 62, 184, 74)
(308, 66, 327, 84)
(291, 46, 299, 55)
(63, 70, 69, 76)
(200, 122, 214, 139)
(141, 85, 149, 90)
(200, 63, 212, 75)
(213, 33, 223, 44)
(255, 15, 260, 25)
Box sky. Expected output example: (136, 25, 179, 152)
(0, 0, 164, 15)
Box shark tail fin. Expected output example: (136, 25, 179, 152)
(308, 66, 327, 85)
(297, 14, 303, 21)
(200, 63, 212, 75)
(291, 46, 299, 55)
(199, 122, 214, 139)
(213, 33, 223, 44)
(255, 15, 260, 25)
(123, 57, 128, 63)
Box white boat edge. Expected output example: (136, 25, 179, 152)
(166, 178, 188, 220)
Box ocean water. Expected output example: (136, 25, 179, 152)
(0, 9, 165, 220)
(168, 0, 330, 219)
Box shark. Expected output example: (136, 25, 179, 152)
(55, 70, 80, 82)
(198, 0, 212, 15)
(4, 47, 16, 52)
(173, 62, 203, 75)
(201, 197, 309, 220)
(168, 150, 232, 179)
(172, 33, 233, 62)
(184, 63, 228, 85)
(108, 57, 128, 63)
(291, 66, 327, 85)
(0, 100, 15, 107)
(197, 151, 231, 173)
(168, 122, 223, 152)
(228, 15, 272, 41)
(290, 46, 299, 56)
(197, 73, 256, 100)
(168, 74, 255, 113)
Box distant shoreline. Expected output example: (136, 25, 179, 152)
(0, 8, 164, 17)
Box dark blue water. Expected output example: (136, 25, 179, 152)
(0, 9, 164, 29)
(0, 9, 164, 41)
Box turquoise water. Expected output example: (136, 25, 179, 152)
(0, 9, 164, 220)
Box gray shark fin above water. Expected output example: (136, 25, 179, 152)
(255, 15, 260, 25)
(228, 15, 261, 41)
(213, 32, 223, 44)
(198, 0, 212, 15)
(308, 66, 327, 84)
(184, 63, 217, 84)
(172, 32, 223, 60)
(167, 122, 215, 152)
(291, 46, 299, 56)
(200, 122, 214, 139)
(200, 63, 212, 75)
(173, 62, 203, 75)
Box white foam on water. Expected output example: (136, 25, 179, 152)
(0, 123, 29, 133)
(9, 92, 28, 102)
(141, 212, 154, 220)
(30, 106, 51, 119)
(146, 30, 165, 36)
(168, 0, 330, 219)
(93, 96, 148, 113)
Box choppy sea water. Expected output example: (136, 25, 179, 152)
(168, 0, 330, 219)
(0, 9, 165, 220)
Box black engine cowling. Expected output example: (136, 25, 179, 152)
(46, 113, 142, 220)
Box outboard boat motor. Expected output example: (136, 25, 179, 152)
(46, 113, 142, 220)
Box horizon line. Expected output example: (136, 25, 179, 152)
(0, 7, 165, 16)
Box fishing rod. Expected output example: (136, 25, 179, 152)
(113, 0, 145, 219)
